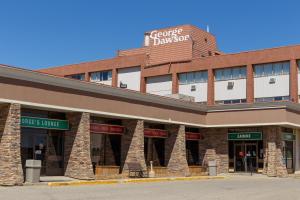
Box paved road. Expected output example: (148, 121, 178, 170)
(1, 176, 300, 200)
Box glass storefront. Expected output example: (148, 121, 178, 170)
(20, 109, 67, 176)
(228, 129, 264, 173)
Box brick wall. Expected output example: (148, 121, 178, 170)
(0, 103, 24, 185)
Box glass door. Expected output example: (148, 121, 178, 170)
(234, 142, 258, 172)
(234, 143, 245, 172)
(245, 143, 258, 172)
(33, 134, 47, 175)
(283, 140, 294, 173)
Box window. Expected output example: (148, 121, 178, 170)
(254, 61, 290, 77)
(66, 73, 85, 81)
(90, 70, 112, 82)
(255, 96, 290, 102)
(178, 71, 208, 84)
(297, 60, 300, 72)
(214, 66, 247, 81)
(215, 99, 246, 105)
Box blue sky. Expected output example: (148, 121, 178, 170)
(0, 0, 299, 69)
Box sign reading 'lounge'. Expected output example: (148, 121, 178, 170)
(21, 116, 69, 130)
(228, 132, 262, 141)
(150, 28, 190, 46)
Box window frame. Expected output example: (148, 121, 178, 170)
(254, 61, 290, 77)
(90, 70, 112, 82)
(214, 66, 247, 81)
(178, 71, 208, 85)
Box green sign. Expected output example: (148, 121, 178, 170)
(228, 132, 262, 141)
(282, 132, 295, 141)
(21, 116, 69, 130)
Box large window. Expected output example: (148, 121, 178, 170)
(90, 70, 112, 82)
(179, 71, 208, 84)
(297, 60, 300, 72)
(215, 99, 247, 105)
(255, 96, 290, 102)
(66, 73, 85, 81)
(254, 61, 290, 77)
(215, 66, 246, 81)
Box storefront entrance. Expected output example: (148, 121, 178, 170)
(228, 130, 264, 173)
(234, 142, 258, 172)
(21, 129, 47, 175)
(20, 110, 69, 177)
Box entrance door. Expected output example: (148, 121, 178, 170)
(245, 144, 258, 172)
(234, 144, 245, 172)
(21, 130, 47, 176)
(283, 140, 294, 173)
(234, 142, 258, 172)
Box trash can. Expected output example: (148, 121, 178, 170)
(208, 160, 217, 176)
(25, 160, 42, 183)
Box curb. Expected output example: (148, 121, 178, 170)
(47, 176, 226, 187)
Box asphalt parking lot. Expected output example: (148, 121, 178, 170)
(1, 176, 300, 200)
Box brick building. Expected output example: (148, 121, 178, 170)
(1, 24, 300, 185)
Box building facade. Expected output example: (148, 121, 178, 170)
(1, 24, 300, 185)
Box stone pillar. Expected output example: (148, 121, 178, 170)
(121, 119, 146, 175)
(64, 112, 94, 180)
(207, 68, 215, 105)
(290, 59, 298, 103)
(165, 124, 189, 176)
(246, 64, 254, 103)
(172, 72, 179, 94)
(0, 103, 24, 186)
(263, 126, 288, 177)
(201, 128, 228, 174)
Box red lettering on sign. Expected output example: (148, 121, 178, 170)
(90, 123, 125, 135)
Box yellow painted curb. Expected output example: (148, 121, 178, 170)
(48, 180, 118, 186)
(48, 176, 226, 186)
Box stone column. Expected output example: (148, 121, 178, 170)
(165, 124, 189, 177)
(246, 64, 254, 103)
(121, 119, 146, 176)
(201, 128, 228, 174)
(263, 126, 288, 177)
(207, 68, 215, 105)
(64, 112, 94, 180)
(0, 103, 24, 186)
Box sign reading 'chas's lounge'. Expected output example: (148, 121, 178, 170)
(21, 116, 69, 130)
(150, 28, 190, 46)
